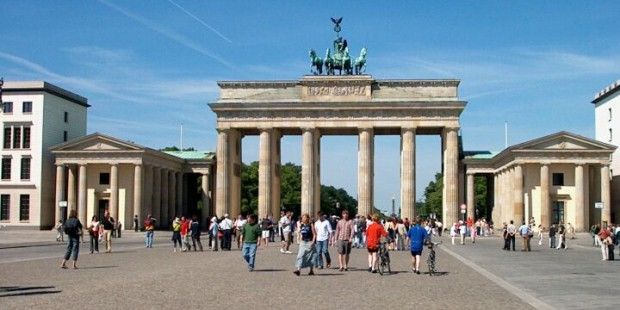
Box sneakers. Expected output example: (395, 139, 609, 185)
(285, 251, 292, 254)
(293, 270, 300, 276)
(280, 248, 285, 253)
(368, 267, 372, 273)
(308, 270, 315, 276)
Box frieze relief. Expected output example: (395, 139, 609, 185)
(217, 108, 457, 120)
(306, 85, 367, 97)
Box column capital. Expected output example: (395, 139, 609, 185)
(358, 127, 374, 133)
(466, 171, 476, 176)
(110, 163, 119, 167)
(216, 128, 230, 133)
(301, 127, 317, 133)
(443, 126, 459, 133)
(401, 127, 417, 134)
(258, 127, 273, 133)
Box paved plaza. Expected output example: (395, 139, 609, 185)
(0, 231, 617, 309)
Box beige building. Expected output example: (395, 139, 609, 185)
(51, 133, 215, 229)
(1, 81, 88, 229)
(463, 132, 616, 231)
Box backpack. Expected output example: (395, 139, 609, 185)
(64, 219, 78, 235)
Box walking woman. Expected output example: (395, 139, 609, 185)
(293, 213, 317, 276)
(537, 225, 545, 246)
(171, 217, 182, 253)
(556, 224, 567, 250)
(60, 210, 83, 269)
(88, 215, 100, 254)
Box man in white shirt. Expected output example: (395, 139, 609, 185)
(219, 214, 233, 251)
(506, 220, 517, 251)
(234, 215, 247, 249)
(279, 211, 292, 254)
(314, 211, 333, 269)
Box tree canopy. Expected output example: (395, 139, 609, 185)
(160, 146, 197, 151)
(419, 172, 489, 220)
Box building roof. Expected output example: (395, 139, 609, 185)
(592, 79, 620, 104)
(463, 150, 498, 159)
(163, 150, 215, 161)
(2, 80, 90, 107)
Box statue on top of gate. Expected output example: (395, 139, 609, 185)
(308, 17, 367, 76)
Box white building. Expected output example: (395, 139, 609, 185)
(593, 80, 620, 223)
(0, 81, 88, 229)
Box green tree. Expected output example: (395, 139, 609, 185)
(419, 172, 489, 220)
(160, 146, 197, 151)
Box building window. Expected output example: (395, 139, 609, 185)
(609, 108, 613, 121)
(552, 173, 564, 186)
(99, 173, 110, 185)
(2, 102, 13, 113)
(22, 102, 32, 113)
(3, 127, 11, 149)
(1, 158, 11, 180)
(0, 195, 9, 221)
(63, 131, 68, 142)
(13, 127, 21, 149)
(64, 112, 68, 123)
(22, 127, 30, 149)
(20, 157, 30, 180)
(19, 194, 29, 221)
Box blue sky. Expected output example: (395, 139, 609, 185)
(1, 1, 619, 214)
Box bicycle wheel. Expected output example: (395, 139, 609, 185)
(379, 260, 385, 275)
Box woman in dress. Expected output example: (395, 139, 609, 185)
(293, 213, 317, 276)
(88, 215, 100, 254)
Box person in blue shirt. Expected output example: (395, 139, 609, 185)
(407, 218, 428, 274)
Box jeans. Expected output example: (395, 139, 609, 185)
(549, 236, 556, 248)
(192, 234, 203, 251)
(242, 242, 257, 269)
(145, 231, 154, 248)
(90, 233, 99, 253)
(222, 229, 232, 250)
(315, 240, 331, 267)
(64, 236, 80, 261)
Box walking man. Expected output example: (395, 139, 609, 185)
(314, 211, 332, 269)
(190, 216, 203, 251)
(144, 214, 156, 248)
(101, 210, 114, 253)
(260, 217, 273, 247)
(507, 220, 517, 251)
(241, 214, 262, 272)
(408, 218, 428, 274)
(519, 221, 531, 251)
(60, 210, 83, 269)
(133, 214, 139, 232)
(279, 211, 292, 254)
(220, 214, 233, 250)
(548, 224, 557, 248)
(334, 210, 354, 271)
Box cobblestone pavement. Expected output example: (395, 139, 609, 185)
(439, 233, 620, 310)
(0, 234, 531, 310)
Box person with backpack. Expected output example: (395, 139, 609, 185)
(60, 210, 83, 269)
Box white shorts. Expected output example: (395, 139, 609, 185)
(261, 230, 270, 239)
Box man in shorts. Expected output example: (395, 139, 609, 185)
(334, 210, 354, 271)
(279, 211, 292, 254)
(408, 218, 428, 274)
(260, 217, 272, 247)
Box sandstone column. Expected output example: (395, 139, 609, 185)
(109, 163, 119, 220)
(54, 165, 65, 223)
(161, 168, 169, 225)
(466, 172, 474, 220)
(143, 165, 152, 218)
(513, 165, 524, 224)
(271, 129, 282, 217)
(442, 127, 459, 226)
(152, 166, 161, 225)
(67, 165, 77, 213)
(358, 128, 374, 217)
(575, 164, 585, 231)
(77, 164, 87, 225)
(301, 128, 318, 216)
(314, 131, 321, 213)
(400, 127, 416, 220)
(492, 173, 500, 225)
(258, 129, 272, 219)
(215, 129, 230, 218)
(601, 164, 611, 225)
(201, 172, 210, 229)
(132, 164, 143, 224)
(540, 164, 550, 228)
(229, 130, 242, 218)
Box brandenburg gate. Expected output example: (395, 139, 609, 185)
(209, 75, 466, 225)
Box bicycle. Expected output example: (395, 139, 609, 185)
(427, 241, 442, 276)
(378, 237, 391, 275)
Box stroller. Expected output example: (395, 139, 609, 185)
(426, 241, 442, 276)
(378, 236, 392, 275)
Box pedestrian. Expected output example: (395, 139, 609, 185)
(548, 224, 557, 248)
(598, 225, 611, 260)
(293, 213, 317, 276)
(396, 219, 407, 250)
(518, 221, 531, 252)
(268, 214, 276, 243)
(591, 224, 601, 247)
(470, 220, 477, 244)
(180, 216, 191, 252)
(133, 215, 139, 232)
(537, 225, 544, 246)
(314, 211, 333, 269)
(234, 215, 247, 249)
(567, 223, 575, 240)
(385, 218, 396, 250)
(279, 211, 293, 254)
(101, 211, 114, 253)
(190, 216, 203, 251)
(209, 216, 219, 251)
(116, 221, 122, 238)
(278, 211, 286, 242)
(144, 214, 156, 248)
(459, 221, 467, 245)
(220, 214, 233, 250)
(502, 223, 510, 250)
(260, 217, 272, 247)
(241, 214, 262, 272)
(556, 224, 567, 250)
(334, 210, 354, 271)
(171, 217, 182, 253)
(606, 226, 615, 261)
(436, 220, 443, 236)
(408, 218, 428, 274)
(88, 215, 100, 254)
(54, 220, 64, 242)
(60, 210, 83, 269)
(507, 220, 517, 251)
(365, 214, 387, 273)
(450, 223, 457, 245)
(356, 215, 367, 248)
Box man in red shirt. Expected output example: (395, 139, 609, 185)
(180, 217, 190, 252)
(598, 226, 611, 260)
(365, 214, 387, 273)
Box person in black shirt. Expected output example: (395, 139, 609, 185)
(101, 211, 115, 253)
(549, 224, 557, 248)
(61, 210, 83, 269)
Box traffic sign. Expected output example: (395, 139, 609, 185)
(595, 202, 604, 209)
(460, 204, 466, 210)
(59, 201, 68, 207)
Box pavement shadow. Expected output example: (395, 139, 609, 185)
(0, 286, 62, 297)
(79, 265, 119, 270)
(422, 271, 449, 276)
(252, 269, 287, 272)
(313, 273, 344, 276)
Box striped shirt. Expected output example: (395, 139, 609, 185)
(335, 219, 354, 241)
